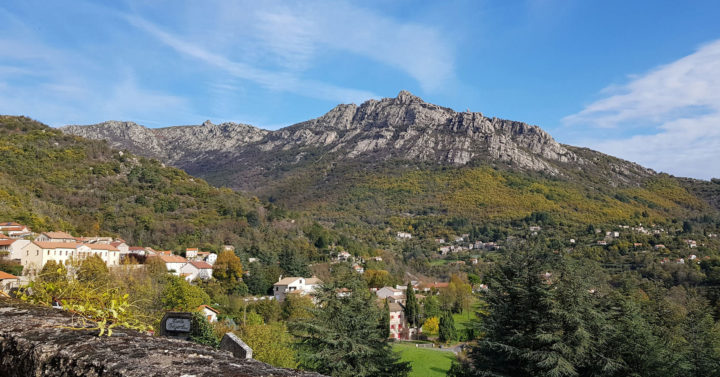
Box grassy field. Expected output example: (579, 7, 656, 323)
(392, 343, 456, 377)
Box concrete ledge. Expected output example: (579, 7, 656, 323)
(0, 298, 325, 377)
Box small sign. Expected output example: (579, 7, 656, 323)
(160, 312, 193, 339)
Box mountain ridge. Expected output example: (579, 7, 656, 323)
(61, 90, 656, 193)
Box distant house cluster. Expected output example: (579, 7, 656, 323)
(0, 222, 217, 282)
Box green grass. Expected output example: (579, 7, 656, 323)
(392, 343, 456, 377)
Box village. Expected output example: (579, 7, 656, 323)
(0, 221, 466, 342)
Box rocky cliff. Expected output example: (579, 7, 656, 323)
(62, 91, 655, 195)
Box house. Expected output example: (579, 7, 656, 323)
(273, 276, 323, 302)
(0, 271, 19, 292)
(0, 222, 24, 231)
(396, 232, 412, 240)
(470, 258, 479, 265)
(376, 286, 404, 300)
(196, 251, 217, 265)
(19, 242, 80, 274)
(155, 254, 188, 275)
(371, 256, 383, 262)
(82, 244, 121, 266)
(352, 264, 365, 274)
(2, 225, 32, 238)
(435, 238, 446, 244)
(597, 240, 607, 246)
(180, 261, 213, 281)
(110, 241, 129, 253)
(386, 301, 419, 340)
(185, 248, 199, 259)
(336, 251, 351, 261)
(420, 281, 449, 293)
(35, 232, 76, 243)
(197, 305, 220, 323)
(77, 236, 113, 244)
(654, 244, 666, 250)
(685, 240, 697, 248)
(529, 226, 542, 232)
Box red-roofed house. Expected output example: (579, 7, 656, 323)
(180, 261, 213, 281)
(154, 254, 188, 276)
(0, 271, 19, 292)
(197, 305, 220, 323)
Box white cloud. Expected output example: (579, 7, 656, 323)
(123, 13, 376, 105)
(564, 39, 720, 179)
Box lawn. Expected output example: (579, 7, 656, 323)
(392, 343, 456, 377)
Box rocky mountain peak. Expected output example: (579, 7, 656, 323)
(202, 120, 214, 127)
(395, 90, 423, 104)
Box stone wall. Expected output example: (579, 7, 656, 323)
(0, 298, 325, 377)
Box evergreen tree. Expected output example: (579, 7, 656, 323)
(439, 310, 456, 344)
(290, 278, 411, 377)
(279, 249, 310, 277)
(379, 299, 391, 339)
(467, 246, 615, 377)
(404, 282, 420, 329)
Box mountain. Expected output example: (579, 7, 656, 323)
(61, 91, 718, 227)
(0, 115, 313, 252)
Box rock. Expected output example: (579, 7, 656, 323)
(219, 333, 253, 359)
(0, 298, 325, 377)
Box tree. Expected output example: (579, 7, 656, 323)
(422, 316, 439, 336)
(237, 322, 298, 368)
(76, 255, 109, 285)
(379, 299, 390, 339)
(213, 250, 244, 293)
(162, 275, 211, 311)
(281, 293, 314, 321)
(290, 278, 411, 377)
(279, 249, 310, 277)
(39, 260, 67, 282)
(423, 295, 441, 319)
(439, 311, 456, 343)
(404, 282, 420, 329)
(190, 311, 219, 348)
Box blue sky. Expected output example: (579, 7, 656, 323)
(1, 1, 720, 179)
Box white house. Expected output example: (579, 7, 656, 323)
(337, 251, 351, 261)
(376, 286, 404, 300)
(197, 305, 220, 323)
(180, 261, 213, 281)
(273, 276, 323, 302)
(0, 222, 32, 238)
(396, 232, 412, 240)
(185, 248, 199, 259)
(156, 254, 188, 275)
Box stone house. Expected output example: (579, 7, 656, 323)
(180, 261, 214, 281)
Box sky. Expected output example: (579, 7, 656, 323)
(1, 1, 720, 179)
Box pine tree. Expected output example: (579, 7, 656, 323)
(290, 278, 411, 377)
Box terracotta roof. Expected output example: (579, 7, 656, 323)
(33, 241, 80, 249)
(42, 231, 75, 239)
(110, 241, 126, 247)
(158, 250, 172, 256)
(197, 251, 210, 256)
(83, 244, 120, 251)
(189, 261, 212, 269)
(0, 239, 15, 246)
(3, 226, 26, 232)
(423, 282, 450, 289)
(0, 271, 18, 280)
(197, 305, 219, 314)
(0, 234, 10, 239)
(157, 254, 187, 264)
(0, 222, 22, 227)
(186, 248, 199, 252)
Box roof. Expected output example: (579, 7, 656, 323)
(0, 234, 10, 239)
(42, 231, 75, 239)
(157, 254, 188, 264)
(275, 277, 303, 286)
(197, 305, 220, 314)
(83, 244, 120, 251)
(186, 248, 199, 252)
(379, 287, 402, 293)
(110, 241, 126, 247)
(0, 222, 22, 227)
(33, 241, 80, 249)
(129, 246, 146, 251)
(0, 239, 15, 246)
(423, 282, 450, 289)
(305, 277, 323, 285)
(388, 302, 404, 312)
(0, 271, 18, 280)
(189, 261, 213, 269)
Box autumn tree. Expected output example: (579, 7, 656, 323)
(213, 250, 244, 293)
(76, 255, 109, 285)
(162, 275, 211, 311)
(423, 316, 439, 336)
(237, 322, 298, 368)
